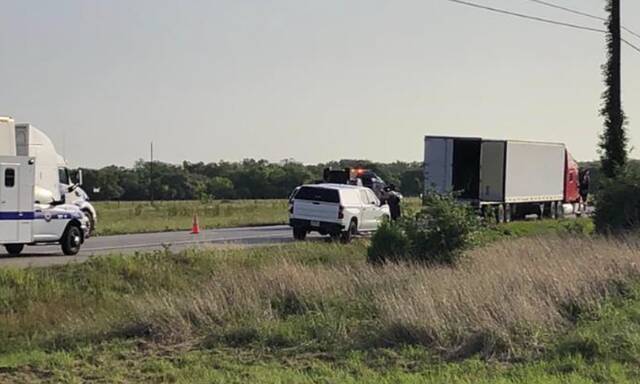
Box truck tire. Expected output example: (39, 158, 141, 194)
(341, 220, 357, 243)
(61, 225, 82, 255)
(82, 209, 95, 237)
(4, 244, 24, 256)
(557, 202, 565, 219)
(496, 204, 505, 224)
(293, 227, 307, 241)
(550, 202, 557, 219)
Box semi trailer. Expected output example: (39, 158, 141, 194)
(424, 136, 582, 222)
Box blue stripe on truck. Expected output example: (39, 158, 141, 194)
(0, 212, 35, 220)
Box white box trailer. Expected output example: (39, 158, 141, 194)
(1, 155, 88, 256)
(424, 136, 573, 221)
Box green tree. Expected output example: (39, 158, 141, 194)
(599, 0, 627, 178)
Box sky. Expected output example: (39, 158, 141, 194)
(0, 0, 638, 168)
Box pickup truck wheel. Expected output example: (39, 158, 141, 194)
(341, 220, 357, 243)
(4, 244, 24, 256)
(61, 225, 82, 255)
(293, 227, 307, 241)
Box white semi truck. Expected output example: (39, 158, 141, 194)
(13, 123, 97, 235)
(424, 136, 583, 222)
(1, 117, 89, 256)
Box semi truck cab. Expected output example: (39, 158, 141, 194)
(58, 156, 97, 235)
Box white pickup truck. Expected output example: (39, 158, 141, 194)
(1, 156, 89, 256)
(289, 184, 390, 242)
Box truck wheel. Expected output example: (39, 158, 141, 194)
(496, 205, 505, 224)
(4, 244, 24, 256)
(83, 209, 95, 237)
(550, 202, 557, 219)
(61, 225, 82, 255)
(557, 202, 565, 219)
(538, 204, 545, 220)
(293, 227, 307, 241)
(341, 220, 357, 243)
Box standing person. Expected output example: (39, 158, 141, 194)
(580, 170, 591, 207)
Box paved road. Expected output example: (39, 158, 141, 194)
(0, 225, 300, 268)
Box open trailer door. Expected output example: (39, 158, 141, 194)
(424, 136, 454, 195)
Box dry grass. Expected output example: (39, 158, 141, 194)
(121, 235, 640, 358)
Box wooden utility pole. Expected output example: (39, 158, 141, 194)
(599, 0, 627, 178)
(150, 141, 154, 205)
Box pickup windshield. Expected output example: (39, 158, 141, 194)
(295, 187, 340, 203)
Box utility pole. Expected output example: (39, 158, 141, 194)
(599, 0, 627, 178)
(150, 141, 154, 205)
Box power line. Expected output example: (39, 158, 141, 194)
(446, 0, 605, 33)
(524, 0, 640, 40)
(526, 0, 603, 21)
(446, 0, 640, 54)
(622, 38, 640, 54)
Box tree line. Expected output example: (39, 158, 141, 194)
(80, 159, 424, 201)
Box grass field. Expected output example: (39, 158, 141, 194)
(1, 229, 639, 383)
(93, 200, 290, 236)
(93, 198, 424, 236)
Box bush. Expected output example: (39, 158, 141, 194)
(594, 171, 640, 233)
(367, 220, 410, 265)
(368, 194, 481, 265)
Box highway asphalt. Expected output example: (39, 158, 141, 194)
(0, 225, 301, 268)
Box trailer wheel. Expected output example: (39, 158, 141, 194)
(538, 204, 545, 220)
(4, 244, 24, 256)
(550, 202, 557, 219)
(61, 225, 82, 255)
(496, 204, 505, 224)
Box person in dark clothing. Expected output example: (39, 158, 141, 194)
(388, 193, 401, 220)
(580, 170, 591, 206)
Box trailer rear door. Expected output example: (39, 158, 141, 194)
(0, 162, 21, 242)
(424, 137, 454, 194)
(0, 158, 34, 243)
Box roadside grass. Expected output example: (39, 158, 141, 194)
(2, 340, 639, 383)
(93, 200, 289, 236)
(93, 198, 424, 236)
(482, 217, 594, 242)
(2, 231, 640, 382)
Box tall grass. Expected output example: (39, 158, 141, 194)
(3, 234, 639, 360)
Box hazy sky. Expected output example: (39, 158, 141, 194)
(1, 0, 638, 168)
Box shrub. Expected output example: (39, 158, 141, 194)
(368, 193, 481, 265)
(367, 220, 410, 265)
(594, 171, 640, 233)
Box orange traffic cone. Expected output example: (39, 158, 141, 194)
(191, 213, 200, 234)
